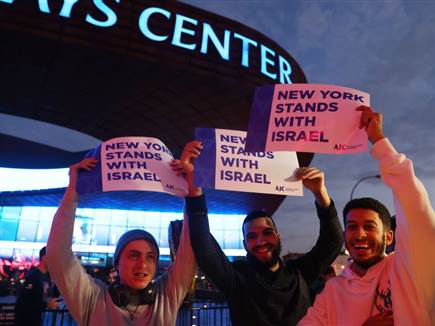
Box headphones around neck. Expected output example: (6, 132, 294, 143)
(109, 280, 156, 307)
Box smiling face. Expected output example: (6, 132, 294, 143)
(344, 208, 393, 270)
(243, 217, 281, 268)
(116, 240, 157, 291)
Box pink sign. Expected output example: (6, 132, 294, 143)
(247, 84, 370, 154)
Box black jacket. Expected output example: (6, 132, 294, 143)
(186, 194, 343, 326)
(15, 267, 47, 326)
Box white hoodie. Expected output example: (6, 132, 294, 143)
(299, 138, 435, 326)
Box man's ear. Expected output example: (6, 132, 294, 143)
(385, 229, 394, 246)
(242, 239, 247, 251)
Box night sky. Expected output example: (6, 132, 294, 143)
(183, 0, 435, 253)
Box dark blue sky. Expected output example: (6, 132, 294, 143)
(183, 0, 435, 252)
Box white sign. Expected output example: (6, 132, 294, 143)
(195, 128, 303, 196)
(100, 137, 187, 197)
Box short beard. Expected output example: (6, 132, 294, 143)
(247, 241, 282, 270)
(353, 234, 387, 270)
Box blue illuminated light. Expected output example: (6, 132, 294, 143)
(279, 56, 293, 84)
(58, 0, 80, 18)
(37, 0, 50, 13)
(171, 14, 198, 50)
(233, 33, 258, 67)
(138, 7, 171, 42)
(200, 23, 230, 61)
(0, 168, 68, 191)
(260, 44, 277, 79)
(86, 0, 120, 27)
(0, 206, 247, 258)
(2, 2, 297, 89)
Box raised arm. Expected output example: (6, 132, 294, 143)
(358, 105, 435, 322)
(161, 181, 196, 310)
(293, 167, 343, 284)
(171, 141, 238, 295)
(46, 158, 101, 326)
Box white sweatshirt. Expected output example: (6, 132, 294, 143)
(46, 191, 196, 326)
(299, 138, 435, 326)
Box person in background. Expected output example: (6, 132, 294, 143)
(107, 267, 118, 286)
(14, 246, 60, 326)
(298, 106, 435, 325)
(46, 158, 196, 325)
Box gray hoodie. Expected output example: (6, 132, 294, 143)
(46, 192, 196, 326)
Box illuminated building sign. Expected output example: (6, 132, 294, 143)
(0, 0, 300, 83)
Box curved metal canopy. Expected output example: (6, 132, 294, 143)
(0, 0, 311, 214)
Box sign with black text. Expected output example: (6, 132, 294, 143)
(246, 84, 370, 154)
(77, 137, 187, 197)
(194, 128, 302, 196)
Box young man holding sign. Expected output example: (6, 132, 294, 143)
(46, 159, 196, 325)
(172, 145, 343, 325)
(299, 106, 435, 325)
